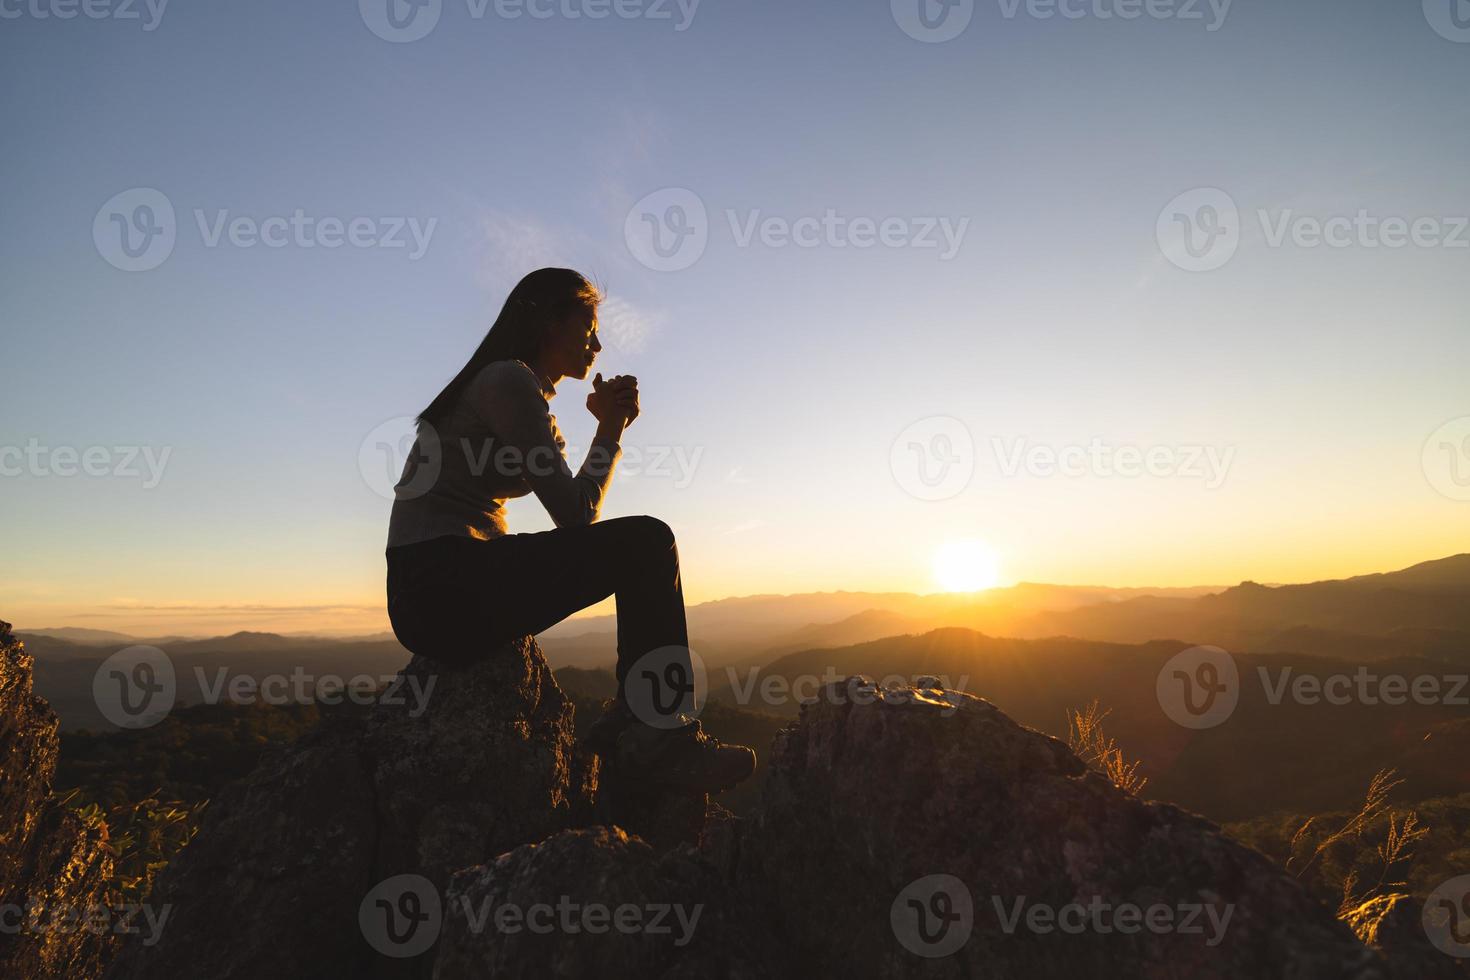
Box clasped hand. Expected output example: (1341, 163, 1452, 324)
(586, 373, 640, 426)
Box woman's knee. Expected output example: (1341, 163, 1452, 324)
(626, 514, 676, 552)
(605, 515, 677, 563)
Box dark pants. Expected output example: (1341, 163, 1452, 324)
(385, 515, 692, 704)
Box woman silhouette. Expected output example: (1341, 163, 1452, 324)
(385, 268, 754, 794)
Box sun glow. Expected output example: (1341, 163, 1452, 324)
(933, 539, 1003, 593)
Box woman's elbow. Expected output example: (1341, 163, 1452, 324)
(551, 499, 601, 529)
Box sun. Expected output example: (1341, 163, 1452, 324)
(933, 539, 1003, 593)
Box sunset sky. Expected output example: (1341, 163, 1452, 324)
(3, 0, 1468, 635)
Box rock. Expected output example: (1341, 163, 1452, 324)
(592, 764, 707, 852)
(105, 636, 584, 980)
(41, 632, 1456, 980)
(431, 681, 1449, 979)
(433, 826, 783, 980)
(0, 621, 117, 980)
(754, 682, 1395, 979)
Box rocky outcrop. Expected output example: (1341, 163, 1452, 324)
(74, 635, 1465, 979)
(0, 622, 116, 980)
(105, 636, 586, 980)
(434, 680, 1463, 979)
(752, 681, 1448, 979)
(434, 824, 784, 979)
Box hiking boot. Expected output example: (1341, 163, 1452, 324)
(613, 719, 757, 795)
(584, 698, 637, 757)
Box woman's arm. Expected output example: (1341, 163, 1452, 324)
(467, 360, 624, 528)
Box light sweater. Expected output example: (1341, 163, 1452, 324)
(386, 359, 622, 548)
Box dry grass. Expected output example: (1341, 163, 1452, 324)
(1065, 700, 1148, 796)
(1285, 768, 1429, 935)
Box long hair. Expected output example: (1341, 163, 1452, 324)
(417, 268, 601, 428)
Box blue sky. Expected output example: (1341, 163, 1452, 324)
(2, 0, 1468, 633)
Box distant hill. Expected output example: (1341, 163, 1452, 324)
(18, 627, 143, 645)
(28, 633, 415, 731)
(709, 626, 1470, 822)
(539, 582, 1224, 669)
(1029, 555, 1470, 658)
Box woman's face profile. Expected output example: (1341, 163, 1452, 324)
(541, 311, 601, 383)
